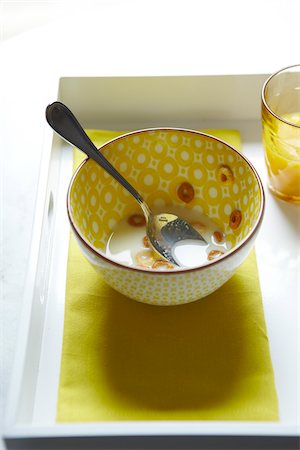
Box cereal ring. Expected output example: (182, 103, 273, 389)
(152, 260, 174, 270)
(135, 249, 155, 266)
(128, 214, 146, 227)
(217, 165, 234, 185)
(229, 210, 242, 229)
(207, 250, 224, 261)
(213, 230, 224, 243)
(177, 182, 195, 203)
(192, 222, 207, 234)
(136, 264, 149, 269)
(143, 235, 150, 247)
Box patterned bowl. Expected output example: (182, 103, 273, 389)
(67, 128, 264, 305)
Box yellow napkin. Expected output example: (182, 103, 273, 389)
(57, 130, 279, 422)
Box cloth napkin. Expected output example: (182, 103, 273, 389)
(57, 129, 279, 422)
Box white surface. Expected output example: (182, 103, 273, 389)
(1, 0, 300, 448)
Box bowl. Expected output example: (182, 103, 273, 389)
(67, 128, 264, 306)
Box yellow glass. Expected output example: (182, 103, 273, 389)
(262, 65, 300, 203)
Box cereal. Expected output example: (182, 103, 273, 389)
(177, 182, 195, 203)
(217, 165, 234, 185)
(106, 209, 230, 270)
(128, 214, 146, 227)
(143, 235, 150, 247)
(152, 260, 174, 270)
(135, 249, 155, 266)
(213, 230, 224, 243)
(136, 264, 149, 269)
(229, 210, 242, 229)
(207, 250, 224, 261)
(192, 222, 207, 234)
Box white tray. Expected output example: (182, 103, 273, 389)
(4, 74, 300, 449)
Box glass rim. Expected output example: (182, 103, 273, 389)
(262, 64, 300, 129)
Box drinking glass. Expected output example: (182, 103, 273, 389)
(262, 65, 300, 203)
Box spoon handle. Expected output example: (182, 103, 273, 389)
(46, 101, 146, 209)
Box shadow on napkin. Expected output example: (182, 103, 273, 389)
(100, 282, 246, 411)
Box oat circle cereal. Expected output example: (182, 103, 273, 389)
(207, 250, 225, 261)
(217, 165, 234, 185)
(177, 182, 195, 203)
(229, 210, 242, 229)
(128, 214, 146, 227)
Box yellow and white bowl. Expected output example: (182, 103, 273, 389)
(67, 128, 264, 306)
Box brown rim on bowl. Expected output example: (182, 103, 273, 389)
(262, 64, 300, 129)
(67, 127, 265, 274)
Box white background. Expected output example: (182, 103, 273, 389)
(1, 1, 300, 448)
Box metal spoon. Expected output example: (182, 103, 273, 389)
(45, 101, 207, 266)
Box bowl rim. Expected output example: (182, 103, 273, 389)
(67, 127, 265, 274)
